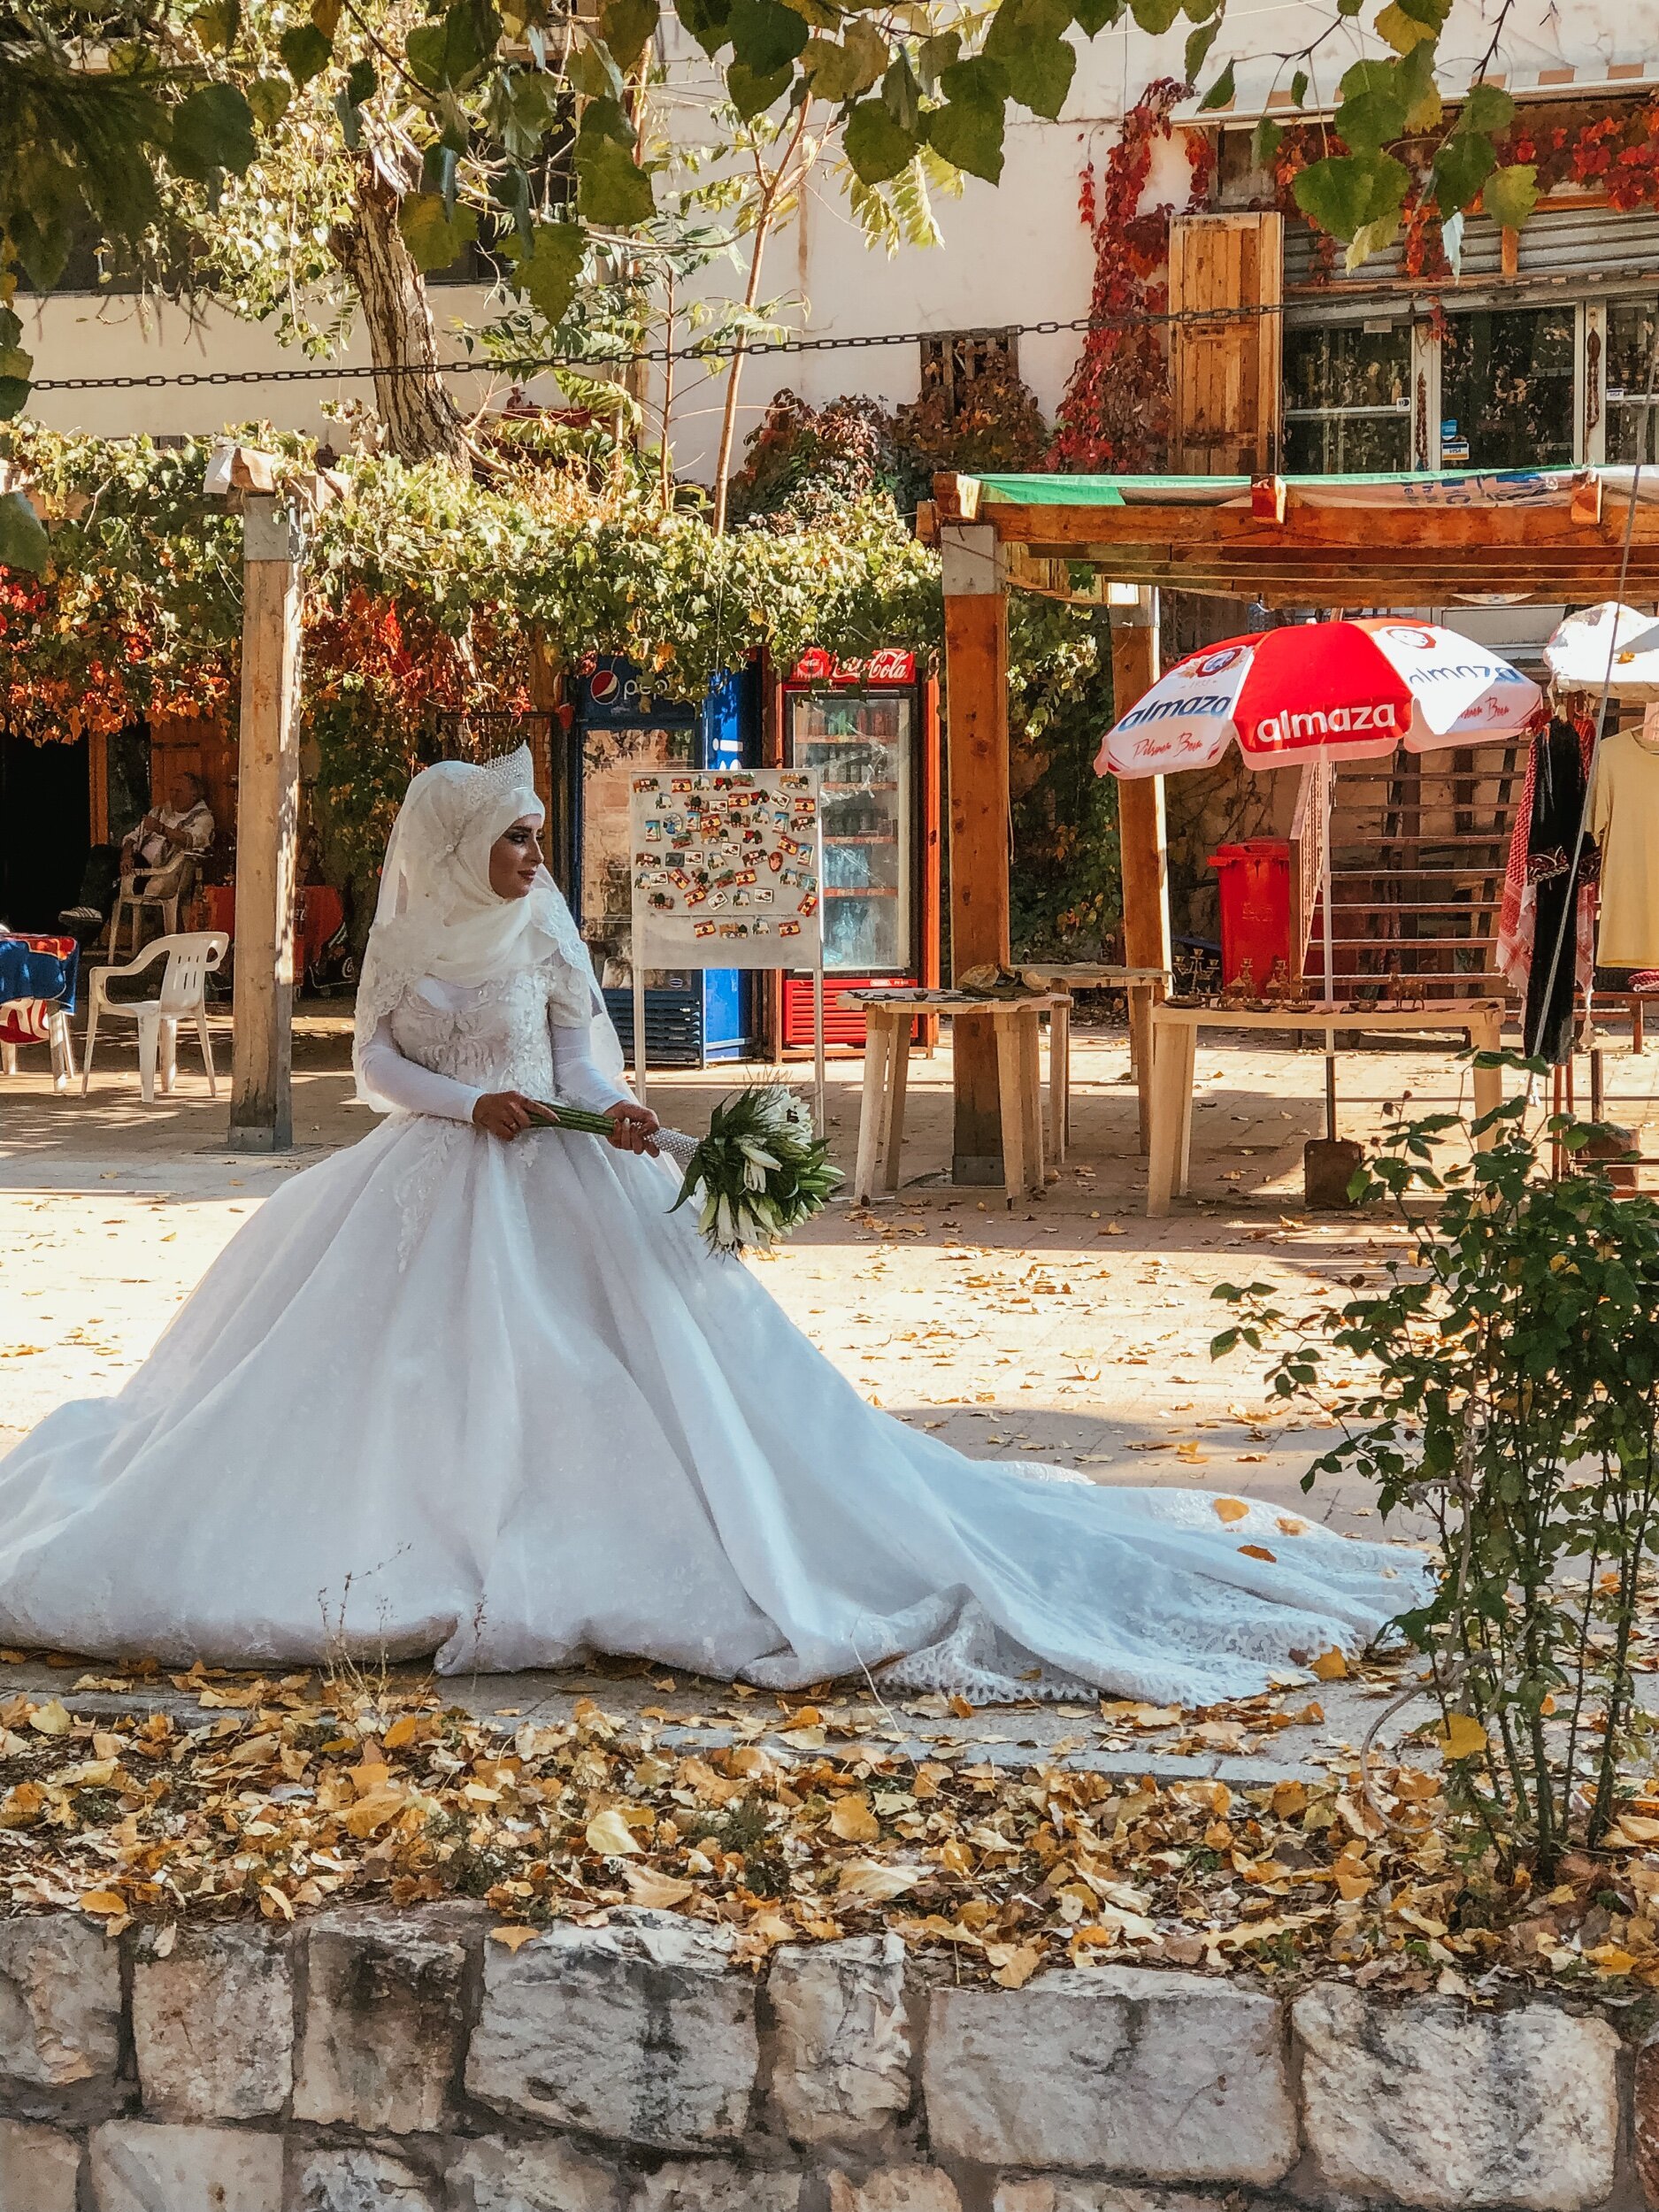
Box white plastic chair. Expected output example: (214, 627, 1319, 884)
(108, 851, 197, 961)
(81, 933, 228, 1104)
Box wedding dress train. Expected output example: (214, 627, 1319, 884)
(0, 750, 1426, 1703)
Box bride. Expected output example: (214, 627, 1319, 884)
(0, 748, 1424, 1703)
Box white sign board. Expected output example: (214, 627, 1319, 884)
(626, 767, 826, 1125)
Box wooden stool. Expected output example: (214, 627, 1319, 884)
(847, 992, 1070, 1208)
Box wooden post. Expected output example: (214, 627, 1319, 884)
(941, 522, 1009, 1182)
(1111, 593, 1171, 1152)
(228, 495, 304, 1154)
(88, 729, 109, 846)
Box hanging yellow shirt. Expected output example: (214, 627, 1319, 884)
(1591, 727, 1659, 969)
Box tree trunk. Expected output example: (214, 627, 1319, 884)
(710, 220, 769, 535)
(330, 158, 471, 472)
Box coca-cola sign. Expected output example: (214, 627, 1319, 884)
(790, 646, 917, 687)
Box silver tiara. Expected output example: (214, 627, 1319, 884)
(473, 743, 536, 795)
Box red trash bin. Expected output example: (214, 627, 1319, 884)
(1210, 840, 1292, 991)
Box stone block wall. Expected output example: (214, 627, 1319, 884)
(0, 1903, 1648, 2211)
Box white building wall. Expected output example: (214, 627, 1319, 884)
(15, 0, 1657, 464)
(19, 285, 549, 446)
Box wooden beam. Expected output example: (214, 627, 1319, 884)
(1073, 551, 1659, 583)
(1110, 596, 1170, 1153)
(970, 497, 1659, 555)
(941, 521, 1010, 1184)
(228, 496, 303, 1154)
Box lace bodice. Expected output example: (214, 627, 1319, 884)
(389, 968, 558, 1098)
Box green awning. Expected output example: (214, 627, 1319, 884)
(965, 467, 1619, 510)
(970, 474, 1126, 505)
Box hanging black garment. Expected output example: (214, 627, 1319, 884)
(1522, 718, 1597, 1064)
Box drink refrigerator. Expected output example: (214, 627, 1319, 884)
(575, 656, 758, 1066)
(780, 649, 941, 1052)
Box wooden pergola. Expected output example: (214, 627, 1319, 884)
(924, 465, 1659, 1179)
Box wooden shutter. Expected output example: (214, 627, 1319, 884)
(1168, 212, 1284, 475)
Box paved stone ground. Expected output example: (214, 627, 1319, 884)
(7, 1000, 1659, 1775)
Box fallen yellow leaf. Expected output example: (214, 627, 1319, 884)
(1588, 1944, 1639, 1975)
(0, 1782, 45, 1829)
(79, 1890, 127, 1916)
(622, 1866, 695, 1909)
(1068, 1924, 1120, 1966)
(29, 1700, 73, 1736)
(829, 1793, 880, 1845)
(836, 1861, 922, 1906)
(990, 1942, 1045, 1989)
(343, 1786, 405, 1839)
(1212, 1498, 1249, 1525)
(1310, 1648, 1349, 1681)
(1435, 1713, 1489, 1762)
(585, 1807, 644, 1857)
(381, 1715, 421, 1750)
(1239, 1543, 1277, 1563)
(490, 1925, 541, 1952)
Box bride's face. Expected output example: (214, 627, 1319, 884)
(489, 816, 544, 901)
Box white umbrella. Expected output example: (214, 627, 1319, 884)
(1544, 603, 1659, 701)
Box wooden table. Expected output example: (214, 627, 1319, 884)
(1147, 999, 1508, 1218)
(844, 990, 1071, 1207)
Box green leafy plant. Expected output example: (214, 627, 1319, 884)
(1211, 1059, 1659, 1880)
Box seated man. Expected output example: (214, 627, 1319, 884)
(124, 772, 215, 879)
(58, 772, 217, 951)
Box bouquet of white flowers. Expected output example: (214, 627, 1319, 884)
(529, 1085, 841, 1256)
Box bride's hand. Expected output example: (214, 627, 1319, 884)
(472, 1090, 536, 1141)
(607, 1102, 661, 1156)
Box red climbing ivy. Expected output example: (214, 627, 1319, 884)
(1503, 95, 1659, 207)
(1048, 80, 1215, 472)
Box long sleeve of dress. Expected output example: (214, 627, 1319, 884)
(359, 1017, 483, 1123)
(550, 1022, 634, 1113)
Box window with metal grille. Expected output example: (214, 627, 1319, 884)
(1607, 299, 1659, 463)
(918, 329, 1020, 420)
(1439, 305, 1576, 470)
(1283, 322, 1411, 474)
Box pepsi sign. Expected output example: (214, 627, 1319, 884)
(582, 657, 695, 727)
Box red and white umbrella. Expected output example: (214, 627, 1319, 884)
(1097, 618, 1542, 780)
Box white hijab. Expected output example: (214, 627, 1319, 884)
(352, 745, 626, 1104)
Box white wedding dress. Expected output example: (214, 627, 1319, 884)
(0, 748, 1426, 1703)
(0, 952, 1425, 1703)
